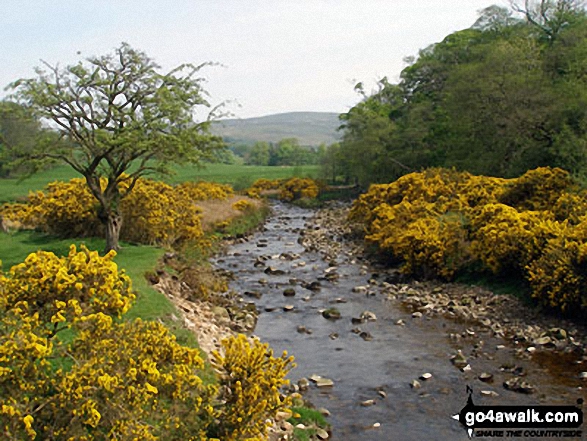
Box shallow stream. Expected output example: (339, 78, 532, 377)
(212, 202, 585, 440)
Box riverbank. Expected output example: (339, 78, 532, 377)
(301, 203, 587, 394)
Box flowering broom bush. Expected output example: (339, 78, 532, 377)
(0, 177, 238, 248)
(246, 177, 320, 202)
(350, 167, 587, 313)
(0, 247, 294, 440)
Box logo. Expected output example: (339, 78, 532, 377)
(452, 386, 583, 438)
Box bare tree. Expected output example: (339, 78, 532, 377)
(510, 0, 586, 41)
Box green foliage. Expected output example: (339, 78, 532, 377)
(334, 4, 587, 187)
(8, 43, 224, 251)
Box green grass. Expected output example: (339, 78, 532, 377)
(0, 163, 320, 203)
(0, 229, 177, 333)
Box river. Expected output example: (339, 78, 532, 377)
(212, 202, 585, 440)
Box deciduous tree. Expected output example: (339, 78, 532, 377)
(8, 43, 223, 251)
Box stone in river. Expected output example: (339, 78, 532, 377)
(283, 288, 296, 297)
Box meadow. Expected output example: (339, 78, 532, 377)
(0, 163, 320, 203)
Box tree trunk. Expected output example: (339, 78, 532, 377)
(104, 211, 122, 253)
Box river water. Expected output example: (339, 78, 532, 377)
(212, 202, 585, 440)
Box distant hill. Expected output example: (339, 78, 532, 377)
(211, 111, 342, 146)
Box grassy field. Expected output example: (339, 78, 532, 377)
(0, 163, 320, 203)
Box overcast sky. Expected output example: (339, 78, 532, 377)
(1, 0, 507, 119)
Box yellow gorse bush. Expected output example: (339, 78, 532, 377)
(0, 246, 294, 440)
(350, 167, 587, 312)
(211, 334, 295, 441)
(246, 177, 320, 202)
(1, 177, 237, 248)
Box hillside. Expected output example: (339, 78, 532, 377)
(211, 111, 341, 146)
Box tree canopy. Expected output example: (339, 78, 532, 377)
(329, 2, 587, 187)
(8, 43, 224, 251)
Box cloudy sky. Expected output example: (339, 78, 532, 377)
(1, 0, 507, 119)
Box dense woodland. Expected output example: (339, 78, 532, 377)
(324, 1, 587, 187)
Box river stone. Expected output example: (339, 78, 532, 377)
(211, 306, 230, 321)
(310, 375, 334, 388)
(316, 428, 329, 440)
(283, 288, 296, 297)
(481, 390, 499, 397)
(283, 305, 295, 312)
(322, 308, 341, 320)
(359, 331, 373, 341)
(420, 373, 433, 381)
(412, 311, 423, 319)
(533, 336, 553, 346)
(479, 372, 494, 383)
(245, 291, 262, 299)
(410, 379, 421, 389)
(360, 399, 376, 407)
(395, 319, 405, 326)
(318, 407, 331, 417)
(329, 333, 339, 340)
(351, 317, 364, 324)
(361, 311, 377, 321)
(579, 372, 587, 380)
(265, 266, 286, 276)
(451, 350, 468, 369)
(298, 378, 310, 391)
(503, 377, 535, 394)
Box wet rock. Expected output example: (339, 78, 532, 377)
(283, 305, 295, 312)
(479, 373, 494, 383)
(322, 308, 341, 320)
(283, 288, 296, 297)
(360, 311, 377, 322)
(298, 378, 310, 391)
(352, 285, 368, 293)
(304, 281, 322, 291)
(503, 377, 535, 394)
(351, 317, 364, 324)
(481, 390, 500, 397)
(264, 266, 286, 276)
(329, 333, 339, 340)
(419, 372, 433, 381)
(410, 379, 421, 389)
(310, 375, 334, 388)
(359, 331, 373, 341)
(297, 325, 312, 334)
(533, 336, 553, 346)
(451, 350, 468, 370)
(360, 399, 376, 407)
(412, 311, 423, 319)
(331, 297, 348, 304)
(579, 372, 587, 380)
(244, 291, 262, 299)
(395, 319, 405, 326)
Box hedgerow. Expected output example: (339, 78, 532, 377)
(350, 167, 587, 313)
(0, 246, 293, 440)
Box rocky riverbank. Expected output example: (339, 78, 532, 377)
(300, 202, 587, 395)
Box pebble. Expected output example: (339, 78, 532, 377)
(360, 399, 376, 407)
(410, 380, 421, 389)
(412, 311, 423, 319)
(283, 305, 295, 312)
(419, 372, 433, 381)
